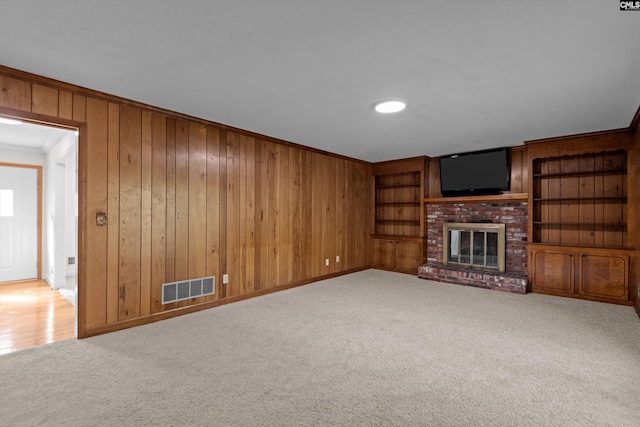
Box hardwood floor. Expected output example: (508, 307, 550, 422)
(0, 280, 75, 355)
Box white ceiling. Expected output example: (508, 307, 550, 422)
(0, 0, 638, 162)
(0, 121, 69, 153)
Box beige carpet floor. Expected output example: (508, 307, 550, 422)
(1, 269, 639, 426)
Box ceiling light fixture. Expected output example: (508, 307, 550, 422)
(374, 99, 406, 114)
(0, 117, 23, 125)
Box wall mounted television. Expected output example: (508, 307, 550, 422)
(439, 147, 510, 197)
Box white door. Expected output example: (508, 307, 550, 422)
(0, 166, 38, 282)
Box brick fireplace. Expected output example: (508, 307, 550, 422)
(418, 198, 528, 293)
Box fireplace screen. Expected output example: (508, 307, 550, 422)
(443, 223, 506, 272)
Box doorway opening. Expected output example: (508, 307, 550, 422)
(0, 116, 78, 354)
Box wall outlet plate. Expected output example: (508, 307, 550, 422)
(336, 256, 340, 263)
(223, 274, 229, 284)
(325, 259, 329, 266)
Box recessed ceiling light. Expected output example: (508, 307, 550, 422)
(0, 117, 23, 125)
(374, 99, 406, 114)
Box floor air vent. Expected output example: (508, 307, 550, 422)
(162, 276, 215, 304)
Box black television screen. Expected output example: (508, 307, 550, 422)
(439, 148, 510, 197)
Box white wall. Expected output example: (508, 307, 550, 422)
(64, 148, 77, 278)
(0, 148, 45, 167)
(44, 132, 77, 289)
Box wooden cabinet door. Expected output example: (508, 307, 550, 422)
(395, 240, 422, 273)
(531, 249, 574, 294)
(578, 254, 629, 301)
(373, 239, 395, 269)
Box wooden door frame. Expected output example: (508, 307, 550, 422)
(0, 162, 43, 281)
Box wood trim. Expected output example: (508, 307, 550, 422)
(371, 234, 423, 242)
(382, 155, 432, 162)
(81, 266, 370, 338)
(629, 104, 640, 130)
(372, 156, 427, 176)
(634, 126, 640, 318)
(371, 265, 418, 275)
(0, 107, 82, 131)
(532, 288, 634, 306)
(76, 123, 88, 339)
(424, 193, 528, 204)
(524, 128, 631, 146)
(509, 145, 528, 152)
(528, 243, 634, 254)
(0, 65, 370, 165)
(0, 162, 43, 280)
(628, 160, 637, 251)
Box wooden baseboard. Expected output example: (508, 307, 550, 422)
(532, 289, 633, 306)
(82, 266, 370, 338)
(371, 266, 419, 275)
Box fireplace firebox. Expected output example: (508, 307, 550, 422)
(443, 222, 506, 272)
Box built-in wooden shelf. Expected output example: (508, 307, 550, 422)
(534, 197, 627, 202)
(528, 242, 633, 251)
(527, 143, 632, 306)
(532, 169, 626, 178)
(424, 193, 528, 204)
(375, 219, 421, 225)
(373, 157, 428, 274)
(533, 222, 626, 227)
(376, 183, 421, 189)
(372, 234, 422, 240)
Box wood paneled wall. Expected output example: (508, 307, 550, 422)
(634, 118, 640, 317)
(0, 67, 373, 337)
(427, 146, 528, 198)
